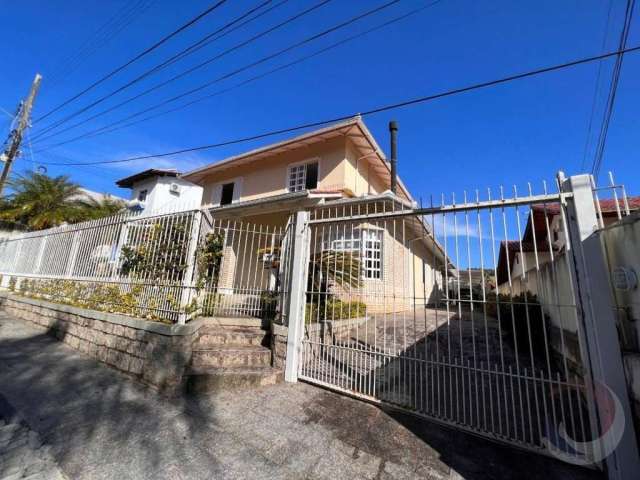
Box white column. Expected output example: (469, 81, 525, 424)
(284, 211, 310, 383)
(178, 210, 202, 324)
(562, 173, 639, 478)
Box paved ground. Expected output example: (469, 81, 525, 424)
(0, 395, 66, 480)
(0, 312, 602, 480)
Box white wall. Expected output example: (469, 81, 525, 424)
(128, 176, 203, 213)
(599, 213, 640, 414)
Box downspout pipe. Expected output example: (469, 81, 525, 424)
(389, 120, 398, 194)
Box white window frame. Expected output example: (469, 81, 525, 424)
(286, 158, 321, 193)
(361, 228, 382, 280)
(324, 226, 383, 280)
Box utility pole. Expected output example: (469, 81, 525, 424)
(0, 73, 42, 197)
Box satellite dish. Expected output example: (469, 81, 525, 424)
(37, 165, 47, 174)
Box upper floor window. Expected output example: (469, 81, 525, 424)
(288, 161, 318, 192)
(220, 182, 235, 206)
(137, 189, 148, 202)
(212, 178, 242, 206)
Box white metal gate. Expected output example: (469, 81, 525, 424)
(287, 173, 638, 470)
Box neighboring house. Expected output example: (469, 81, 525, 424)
(76, 188, 127, 204)
(497, 196, 640, 295)
(449, 268, 496, 299)
(115, 168, 203, 212)
(180, 117, 451, 313)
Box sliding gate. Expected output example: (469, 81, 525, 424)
(292, 173, 636, 467)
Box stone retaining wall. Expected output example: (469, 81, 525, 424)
(0, 292, 202, 394)
(270, 317, 368, 370)
(271, 323, 288, 369)
(305, 317, 368, 339)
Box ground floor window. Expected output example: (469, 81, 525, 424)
(323, 227, 383, 280)
(362, 229, 382, 279)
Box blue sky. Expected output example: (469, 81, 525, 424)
(1, 0, 638, 203)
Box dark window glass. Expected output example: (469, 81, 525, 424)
(138, 190, 147, 202)
(220, 182, 234, 205)
(305, 162, 318, 189)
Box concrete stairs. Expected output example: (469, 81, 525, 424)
(186, 318, 282, 393)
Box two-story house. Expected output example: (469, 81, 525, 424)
(116, 168, 204, 212)
(180, 117, 449, 314)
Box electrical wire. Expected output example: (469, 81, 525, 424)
(31, 0, 329, 143)
(47, 0, 157, 87)
(591, 0, 635, 178)
(31, 0, 284, 141)
(34, 1, 443, 152)
(34, 0, 229, 124)
(580, 0, 613, 171)
(39, 43, 640, 167)
(33, 0, 401, 145)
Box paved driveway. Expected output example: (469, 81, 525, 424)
(0, 312, 601, 480)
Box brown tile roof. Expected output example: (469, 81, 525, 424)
(115, 168, 178, 188)
(530, 196, 640, 215)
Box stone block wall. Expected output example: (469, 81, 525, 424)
(271, 323, 288, 369)
(270, 319, 367, 371)
(0, 293, 202, 394)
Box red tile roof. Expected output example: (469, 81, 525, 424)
(530, 196, 640, 215)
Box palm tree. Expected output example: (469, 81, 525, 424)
(0, 172, 86, 230)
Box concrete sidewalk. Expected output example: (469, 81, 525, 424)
(0, 312, 601, 480)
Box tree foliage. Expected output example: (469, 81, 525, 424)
(0, 172, 126, 230)
(119, 220, 191, 282)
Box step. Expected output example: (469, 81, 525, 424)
(191, 345, 272, 368)
(185, 366, 283, 393)
(196, 328, 269, 348)
(199, 316, 268, 329)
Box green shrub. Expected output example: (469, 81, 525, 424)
(199, 291, 221, 316)
(486, 292, 550, 363)
(11, 278, 173, 323)
(119, 219, 192, 280)
(305, 298, 367, 323)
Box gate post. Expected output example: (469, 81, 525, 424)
(284, 210, 310, 383)
(178, 209, 203, 325)
(561, 173, 639, 478)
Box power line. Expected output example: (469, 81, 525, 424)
(31, 0, 329, 143)
(34, 1, 444, 152)
(591, 0, 635, 178)
(38, 43, 640, 167)
(141, 0, 288, 78)
(33, 0, 402, 146)
(47, 0, 157, 87)
(580, 0, 613, 171)
(31, 0, 284, 141)
(34, 0, 229, 124)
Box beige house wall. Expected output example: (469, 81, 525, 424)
(193, 130, 440, 317)
(344, 142, 408, 201)
(324, 220, 442, 314)
(200, 137, 349, 206)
